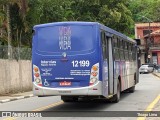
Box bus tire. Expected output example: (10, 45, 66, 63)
(110, 80, 121, 103)
(128, 86, 135, 93)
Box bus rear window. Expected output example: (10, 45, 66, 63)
(36, 25, 94, 53)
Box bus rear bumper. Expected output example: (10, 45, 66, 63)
(33, 81, 102, 96)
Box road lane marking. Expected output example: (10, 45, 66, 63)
(2, 101, 64, 120)
(137, 94, 160, 120)
(153, 75, 160, 80)
(2, 117, 15, 120)
(32, 100, 64, 111)
(145, 95, 160, 111)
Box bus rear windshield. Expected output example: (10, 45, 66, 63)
(36, 25, 94, 53)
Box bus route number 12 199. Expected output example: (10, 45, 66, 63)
(71, 60, 90, 67)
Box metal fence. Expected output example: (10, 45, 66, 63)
(0, 46, 31, 60)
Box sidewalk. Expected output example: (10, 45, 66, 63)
(152, 71, 160, 78)
(145, 72, 160, 120)
(0, 91, 34, 103)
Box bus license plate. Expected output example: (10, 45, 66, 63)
(59, 81, 71, 86)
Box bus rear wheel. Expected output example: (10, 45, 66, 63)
(128, 86, 135, 93)
(110, 80, 121, 103)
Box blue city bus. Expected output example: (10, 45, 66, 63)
(32, 22, 139, 102)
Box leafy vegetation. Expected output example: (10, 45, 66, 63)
(129, 0, 160, 22)
(0, 0, 159, 47)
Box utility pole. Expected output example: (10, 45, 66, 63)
(141, 16, 153, 63)
(148, 22, 151, 63)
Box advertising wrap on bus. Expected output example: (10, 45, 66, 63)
(32, 23, 100, 89)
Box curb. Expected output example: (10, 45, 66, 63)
(152, 72, 160, 78)
(0, 94, 34, 103)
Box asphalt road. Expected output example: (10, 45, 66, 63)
(0, 73, 160, 120)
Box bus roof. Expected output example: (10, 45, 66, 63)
(99, 23, 135, 43)
(33, 21, 98, 28)
(33, 21, 136, 44)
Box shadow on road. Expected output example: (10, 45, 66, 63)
(44, 91, 136, 112)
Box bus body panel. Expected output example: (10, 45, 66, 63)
(102, 60, 109, 97)
(32, 53, 99, 88)
(114, 61, 136, 92)
(33, 81, 102, 96)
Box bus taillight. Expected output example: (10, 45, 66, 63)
(34, 73, 40, 77)
(91, 72, 97, 77)
(38, 84, 42, 86)
(33, 65, 42, 85)
(34, 67, 39, 72)
(90, 63, 99, 86)
(35, 78, 41, 83)
(92, 66, 98, 71)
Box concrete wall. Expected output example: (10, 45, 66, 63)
(0, 59, 32, 95)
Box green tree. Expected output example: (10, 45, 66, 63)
(97, 0, 133, 35)
(0, 0, 28, 46)
(128, 0, 160, 22)
(0, 0, 135, 47)
(69, 0, 133, 35)
(150, 0, 160, 22)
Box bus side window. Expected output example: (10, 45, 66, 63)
(122, 41, 125, 60)
(101, 31, 107, 60)
(117, 39, 120, 59)
(119, 39, 122, 60)
(132, 45, 136, 60)
(120, 40, 124, 60)
(113, 36, 119, 60)
(124, 41, 129, 60)
(113, 36, 117, 47)
(129, 43, 133, 61)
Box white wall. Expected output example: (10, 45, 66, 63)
(0, 59, 32, 95)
